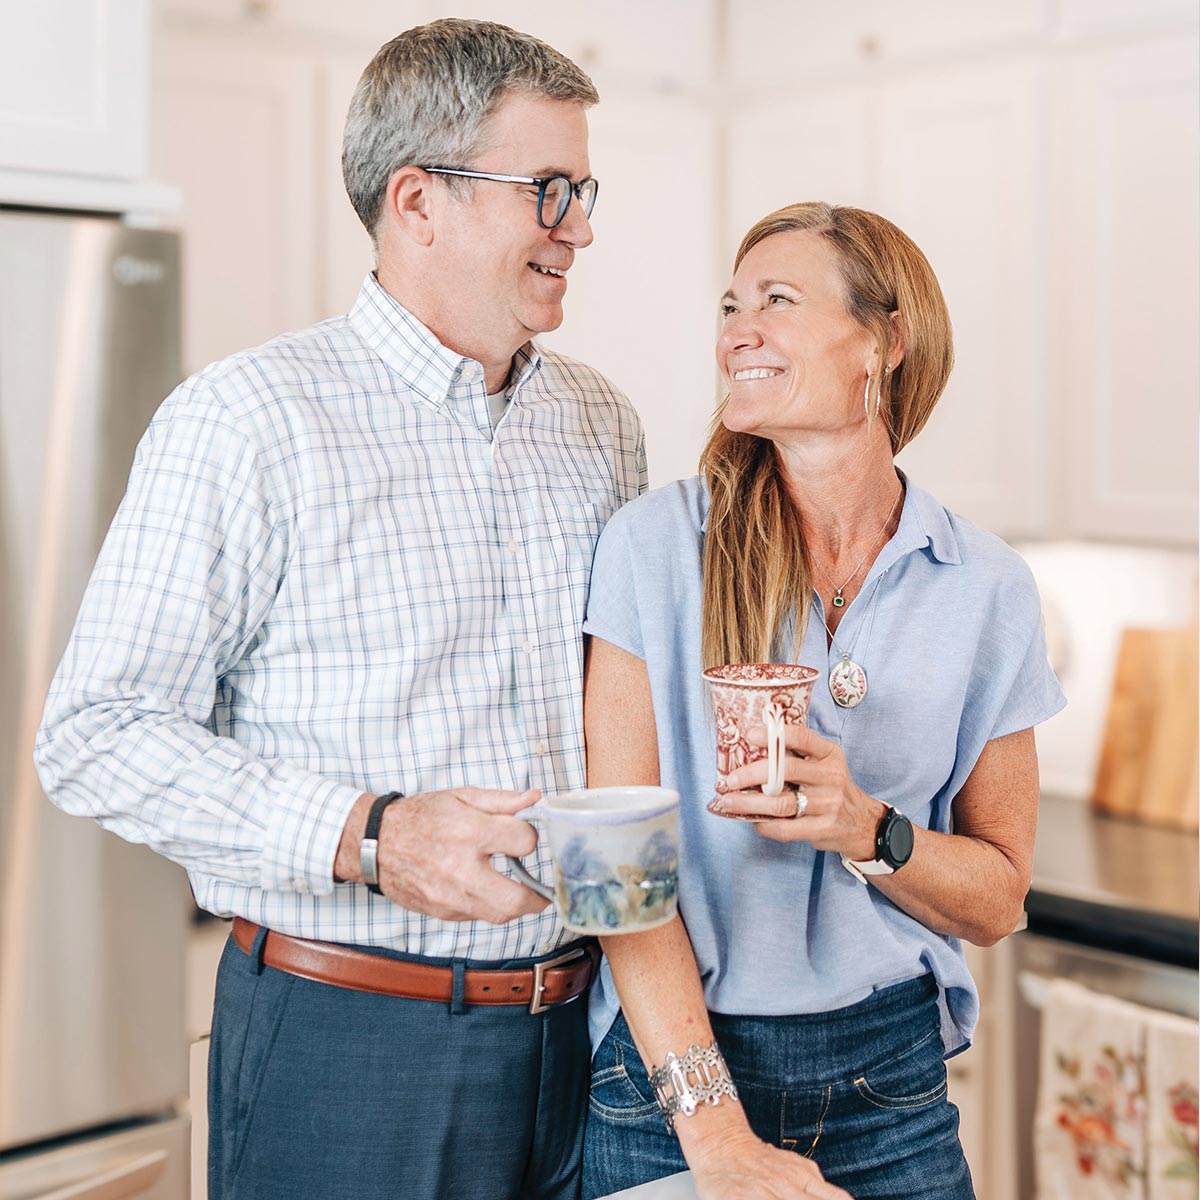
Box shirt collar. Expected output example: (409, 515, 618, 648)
(890, 472, 962, 567)
(347, 273, 543, 407)
(697, 468, 962, 568)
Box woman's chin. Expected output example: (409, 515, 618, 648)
(721, 409, 764, 436)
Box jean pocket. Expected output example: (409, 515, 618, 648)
(589, 1029, 661, 1123)
(852, 1027, 948, 1111)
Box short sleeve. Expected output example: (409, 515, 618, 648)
(583, 505, 646, 661)
(964, 556, 1067, 749)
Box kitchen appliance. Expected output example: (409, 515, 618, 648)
(1010, 795, 1199, 1200)
(0, 210, 190, 1198)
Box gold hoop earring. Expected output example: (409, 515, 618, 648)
(863, 374, 874, 421)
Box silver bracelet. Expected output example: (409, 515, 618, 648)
(648, 1040, 740, 1135)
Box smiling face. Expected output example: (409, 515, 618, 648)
(426, 91, 594, 371)
(716, 230, 882, 443)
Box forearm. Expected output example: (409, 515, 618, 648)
(867, 821, 1029, 945)
(602, 918, 756, 1164)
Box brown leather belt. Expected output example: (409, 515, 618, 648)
(231, 917, 599, 1014)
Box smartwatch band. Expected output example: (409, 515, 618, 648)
(360, 791, 405, 896)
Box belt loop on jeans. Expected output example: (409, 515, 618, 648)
(450, 961, 467, 1016)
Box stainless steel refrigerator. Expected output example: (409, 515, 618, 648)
(0, 210, 191, 1198)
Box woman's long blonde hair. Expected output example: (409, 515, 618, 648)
(700, 202, 954, 669)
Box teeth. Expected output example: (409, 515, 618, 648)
(532, 264, 566, 277)
(733, 367, 782, 381)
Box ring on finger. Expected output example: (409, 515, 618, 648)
(792, 790, 809, 819)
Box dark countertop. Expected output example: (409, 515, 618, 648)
(1026, 793, 1199, 968)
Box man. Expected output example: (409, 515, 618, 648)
(36, 18, 848, 1200)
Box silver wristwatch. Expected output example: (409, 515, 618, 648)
(648, 1040, 740, 1134)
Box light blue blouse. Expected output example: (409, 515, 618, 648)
(582, 474, 1065, 1057)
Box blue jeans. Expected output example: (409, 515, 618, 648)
(583, 975, 975, 1200)
(209, 929, 591, 1200)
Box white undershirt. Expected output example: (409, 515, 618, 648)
(486, 386, 509, 431)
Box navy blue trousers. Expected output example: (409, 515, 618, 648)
(208, 930, 591, 1200)
(584, 975, 975, 1200)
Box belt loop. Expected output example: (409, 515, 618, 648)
(250, 925, 270, 975)
(449, 961, 467, 1015)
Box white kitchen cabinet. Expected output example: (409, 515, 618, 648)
(882, 60, 1049, 538)
(725, 90, 871, 257)
(726, 0, 1049, 92)
(159, 0, 433, 43)
(438, 0, 717, 94)
(544, 97, 720, 489)
(1055, 0, 1199, 42)
(0, 0, 149, 180)
(953, 939, 1019, 1200)
(1055, 36, 1199, 545)
(154, 29, 324, 373)
(318, 58, 378, 318)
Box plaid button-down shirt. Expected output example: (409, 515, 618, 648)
(36, 274, 646, 961)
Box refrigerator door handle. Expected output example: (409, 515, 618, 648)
(29, 1149, 167, 1200)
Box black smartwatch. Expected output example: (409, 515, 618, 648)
(360, 791, 405, 896)
(841, 805, 914, 883)
(876, 806, 915, 871)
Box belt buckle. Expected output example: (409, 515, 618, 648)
(529, 945, 589, 1015)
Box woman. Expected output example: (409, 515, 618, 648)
(580, 203, 1065, 1199)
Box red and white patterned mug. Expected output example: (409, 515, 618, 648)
(702, 663, 820, 820)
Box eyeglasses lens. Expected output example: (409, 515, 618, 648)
(538, 177, 599, 228)
(540, 177, 572, 228)
(578, 178, 598, 219)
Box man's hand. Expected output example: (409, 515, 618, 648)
(334, 788, 551, 923)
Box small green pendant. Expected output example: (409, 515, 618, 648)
(833, 594, 846, 608)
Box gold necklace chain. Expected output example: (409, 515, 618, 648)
(810, 483, 904, 610)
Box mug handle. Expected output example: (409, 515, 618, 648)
(762, 701, 786, 797)
(505, 805, 555, 901)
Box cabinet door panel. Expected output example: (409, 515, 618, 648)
(318, 58, 376, 318)
(154, 34, 320, 373)
(879, 61, 1048, 537)
(1057, 37, 1199, 543)
(544, 100, 719, 489)
(0, 0, 147, 179)
(727, 0, 1048, 88)
(725, 93, 870, 261)
(1056, 0, 1198, 40)
(434, 1, 715, 92)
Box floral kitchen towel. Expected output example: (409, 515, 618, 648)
(1036, 979, 1148, 1198)
(1146, 1008, 1198, 1200)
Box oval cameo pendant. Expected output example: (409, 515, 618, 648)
(829, 654, 868, 709)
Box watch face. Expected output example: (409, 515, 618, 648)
(883, 812, 914, 868)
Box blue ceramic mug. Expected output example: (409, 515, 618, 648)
(506, 786, 680, 935)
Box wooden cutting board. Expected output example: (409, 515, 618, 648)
(1092, 623, 1198, 830)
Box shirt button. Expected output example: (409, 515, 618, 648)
(506, 539, 520, 555)
(521, 640, 534, 655)
(294, 880, 309, 893)
(534, 741, 549, 756)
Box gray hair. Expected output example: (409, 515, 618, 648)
(343, 18, 599, 240)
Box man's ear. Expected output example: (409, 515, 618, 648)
(384, 166, 436, 247)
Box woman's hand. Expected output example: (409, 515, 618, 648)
(720, 723, 885, 854)
(686, 1123, 852, 1199)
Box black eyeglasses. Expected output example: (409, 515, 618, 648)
(422, 167, 599, 229)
